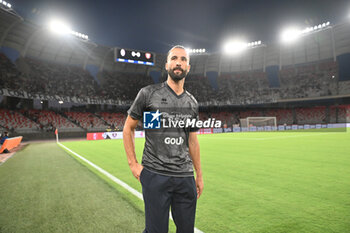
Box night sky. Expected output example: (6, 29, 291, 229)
(8, 0, 350, 53)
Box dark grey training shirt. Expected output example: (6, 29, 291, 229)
(127, 81, 199, 177)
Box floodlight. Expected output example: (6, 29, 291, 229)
(3, 1, 7, 5)
(281, 27, 301, 43)
(223, 40, 248, 55)
(49, 20, 72, 35)
(0, 1, 2, 4)
(326, 22, 330, 26)
(203, 48, 206, 52)
(58, 100, 63, 104)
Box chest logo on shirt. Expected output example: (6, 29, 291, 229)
(164, 137, 184, 145)
(143, 110, 162, 129)
(143, 109, 222, 129)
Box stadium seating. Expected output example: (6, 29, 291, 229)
(295, 106, 326, 124)
(26, 110, 83, 132)
(184, 75, 215, 103)
(98, 112, 126, 130)
(0, 105, 347, 133)
(330, 105, 350, 123)
(98, 71, 154, 101)
(279, 60, 338, 98)
(338, 81, 350, 95)
(0, 109, 40, 133)
(265, 109, 293, 125)
(12, 57, 99, 98)
(0, 53, 23, 91)
(1, 52, 347, 106)
(65, 112, 109, 131)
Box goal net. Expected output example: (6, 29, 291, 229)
(240, 117, 277, 129)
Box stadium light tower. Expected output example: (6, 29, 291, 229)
(222, 40, 248, 55)
(48, 18, 89, 40)
(280, 27, 301, 44)
(281, 22, 331, 44)
(187, 48, 206, 54)
(49, 19, 72, 35)
(222, 39, 263, 55)
(0, 0, 12, 8)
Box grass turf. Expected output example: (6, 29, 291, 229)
(60, 131, 350, 233)
(0, 142, 144, 233)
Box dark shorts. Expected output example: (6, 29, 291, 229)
(140, 168, 197, 233)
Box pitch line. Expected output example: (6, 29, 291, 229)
(57, 142, 204, 233)
(210, 132, 338, 140)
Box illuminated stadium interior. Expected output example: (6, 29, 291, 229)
(0, 2, 350, 137)
(1, 2, 350, 233)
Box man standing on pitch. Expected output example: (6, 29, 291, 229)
(123, 45, 203, 233)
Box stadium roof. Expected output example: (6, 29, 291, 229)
(6, 0, 350, 53)
(1, 2, 350, 75)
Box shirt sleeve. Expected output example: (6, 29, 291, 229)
(127, 88, 147, 120)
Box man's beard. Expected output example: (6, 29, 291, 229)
(168, 67, 187, 82)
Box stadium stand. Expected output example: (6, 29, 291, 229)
(65, 112, 109, 131)
(0, 104, 348, 135)
(98, 71, 154, 101)
(0, 53, 22, 91)
(295, 106, 327, 124)
(338, 81, 350, 95)
(14, 57, 99, 98)
(330, 105, 350, 123)
(98, 112, 126, 130)
(279, 60, 338, 99)
(0, 52, 347, 106)
(0, 109, 40, 133)
(265, 109, 294, 125)
(184, 75, 215, 103)
(25, 110, 83, 132)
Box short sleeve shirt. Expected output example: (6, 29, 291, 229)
(127, 82, 199, 177)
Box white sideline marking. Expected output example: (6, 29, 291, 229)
(57, 142, 204, 233)
(210, 133, 337, 140)
(253, 133, 337, 140)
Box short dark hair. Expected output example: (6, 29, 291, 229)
(167, 45, 189, 62)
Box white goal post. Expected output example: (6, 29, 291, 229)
(240, 117, 277, 129)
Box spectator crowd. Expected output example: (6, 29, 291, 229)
(1, 53, 347, 106)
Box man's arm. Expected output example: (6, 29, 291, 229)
(188, 132, 203, 199)
(123, 115, 143, 181)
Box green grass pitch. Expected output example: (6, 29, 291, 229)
(61, 131, 350, 233)
(1, 131, 350, 232)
